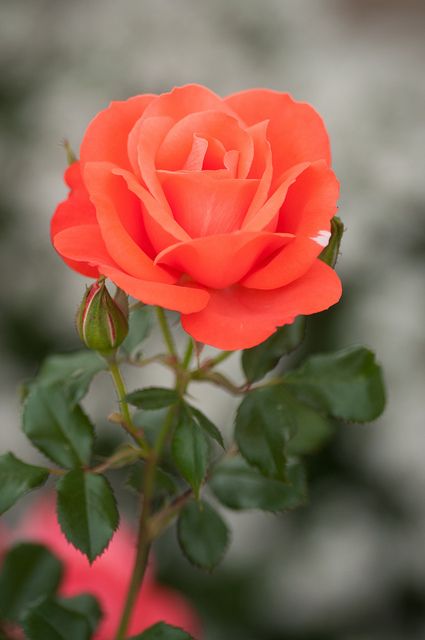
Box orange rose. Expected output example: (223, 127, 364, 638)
(52, 84, 341, 349)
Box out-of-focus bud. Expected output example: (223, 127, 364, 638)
(76, 280, 129, 355)
(319, 216, 344, 268)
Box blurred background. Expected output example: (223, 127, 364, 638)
(0, 1, 424, 638)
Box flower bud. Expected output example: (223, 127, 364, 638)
(76, 280, 129, 354)
(319, 216, 344, 268)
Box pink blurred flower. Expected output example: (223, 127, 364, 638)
(2, 500, 201, 639)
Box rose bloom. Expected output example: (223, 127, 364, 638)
(1, 502, 201, 639)
(52, 84, 341, 350)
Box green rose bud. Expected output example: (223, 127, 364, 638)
(76, 280, 129, 355)
(319, 216, 344, 268)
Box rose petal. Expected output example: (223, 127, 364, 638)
(225, 89, 331, 187)
(242, 236, 322, 289)
(181, 260, 342, 350)
(51, 163, 99, 278)
(127, 115, 173, 189)
(183, 135, 209, 171)
(99, 264, 210, 314)
(141, 83, 234, 122)
(277, 160, 339, 236)
(80, 94, 155, 170)
(241, 121, 272, 224)
(157, 171, 259, 238)
(127, 116, 175, 209)
(156, 110, 254, 178)
(84, 162, 175, 282)
(242, 162, 309, 232)
(155, 231, 293, 289)
(53, 224, 120, 269)
(51, 163, 97, 236)
(113, 167, 191, 253)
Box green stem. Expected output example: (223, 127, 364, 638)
(108, 359, 148, 452)
(155, 405, 177, 456)
(201, 350, 233, 369)
(156, 307, 178, 359)
(115, 404, 177, 639)
(182, 338, 194, 370)
(114, 455, 156, 640)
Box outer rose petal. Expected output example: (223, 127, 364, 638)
(80, 94, 155, 171)
(83, 162, 174, 282)
(225, 89, 331, 185)
(181, 260, 342, 350)
(155, 231, 293, 289)
(99, 264, 210, 314)
(51, 162, 99, 277)
(141, 83, 235, 122)
(54, 224, 121, 269)
(243, 162, 339, 288)
(51, 164, 97, 235)
(242, 236, 322, 289)
(277, 160, 339, 236)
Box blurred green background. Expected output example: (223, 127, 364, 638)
(1, 1, 424, 639)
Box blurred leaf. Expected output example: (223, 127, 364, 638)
(22, 594, 101, 640)
(56, 470, 119, 563)
(127, 462, 179, 499)
(285, 346, 386, 422)
(286, 402, 335, 455)
(129, 622, 194, 639)
(235, 387, 295, 479)
(132, 408, 168, 447)
(23, 383, 94, 468)
(172, 407, 209, 498)
(210, 458, 307, 512)
(36, 351, 106, 405)
(122, 304, 153, 356)
(0, 453, 49, 515)
(178, 499, 229, 571)
(319, 216, 344, 268)
(55, 594, 102, 634)
(242, 317, 306, 382)
(126, 387, 180, 410)
(0, 543, 62, 622)
(186, 405, 224, 449)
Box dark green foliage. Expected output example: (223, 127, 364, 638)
(178, 499, 229, 570)
(172, 406, 209, 498)
(210, 458, 307, 511)
(22, 594, 101, 640)
(129, 622, 194, 639)
(56, 470, 119, 563)
(0, 453, 48, 514)
(185, 405, 225, 449)
(35, 350, 106, 405)
(0, 543, 63, 622)
(242, 317, 306, 382)
(121, 304, 153, 357)
(235, 386, 293, 479)
(126, 387, 180, 410)
(285, 345, 386, 422)
(23, 383, 94, 468)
